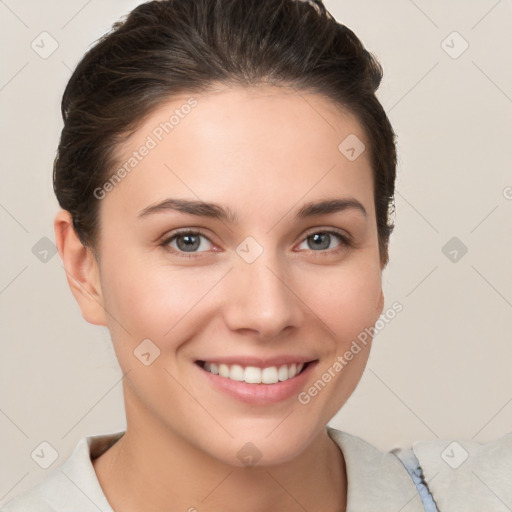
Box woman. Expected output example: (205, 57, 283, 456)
(3, 1, 510, 511)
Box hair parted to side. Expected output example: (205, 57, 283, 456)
(54, 0, 397, 266)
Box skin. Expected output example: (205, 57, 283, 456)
(54, 84, 385, 512)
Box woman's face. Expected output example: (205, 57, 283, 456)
(90, 85, 384, 466)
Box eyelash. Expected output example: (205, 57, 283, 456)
(160, 228, 353, 259)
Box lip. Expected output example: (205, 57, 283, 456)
(194, 359, 319, 405)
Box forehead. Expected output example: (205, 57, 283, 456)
(103, 85, 375, 222)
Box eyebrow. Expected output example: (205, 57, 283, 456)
(137, 197, 367, 222)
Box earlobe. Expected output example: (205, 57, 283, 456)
(54, 209, 108, 326)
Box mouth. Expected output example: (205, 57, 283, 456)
(195, 360, 315, 384)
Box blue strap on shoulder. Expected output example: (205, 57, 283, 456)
(392, 447, 440, 512)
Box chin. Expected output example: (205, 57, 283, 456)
(201, 424, 318, 468)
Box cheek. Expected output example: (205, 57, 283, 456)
(295, 259, 382, 342)
(293, 262, 381, 415)
(99, 253, 226, 351)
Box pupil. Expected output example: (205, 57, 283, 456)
(178, 234, 200, 252)
(309, 233, 329, 250)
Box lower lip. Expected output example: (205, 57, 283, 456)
(195, 361, 318, 405)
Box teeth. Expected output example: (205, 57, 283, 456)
(245, 366, 262, 384)
(219, 363, 230, 378)
(229, 364, 245, 381)
(278, 365, 289, 381)
(261, 366, 278, 384)
(202, 361, 306, 384)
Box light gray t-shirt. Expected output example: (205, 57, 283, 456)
(2, 427, 511, 511)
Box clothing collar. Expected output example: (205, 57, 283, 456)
(28, 428, 422, 512)
(327, 427, 424, 511)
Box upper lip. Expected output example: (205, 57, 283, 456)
(196, 356, 318, 368)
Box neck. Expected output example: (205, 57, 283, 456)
(93, 402, 346, 512)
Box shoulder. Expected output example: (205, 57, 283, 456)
(1, 431, 124, 512)
(329, 427, 512, 512)
(327, 427, 426, 511)
(410, 431, 512, 511)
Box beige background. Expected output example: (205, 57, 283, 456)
(1, 0, 511, 505)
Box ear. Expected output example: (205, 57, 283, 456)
(54, 209, 108, 326)
(376, 288, 384, 318)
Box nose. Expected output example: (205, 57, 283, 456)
(222, 251, 304, 340)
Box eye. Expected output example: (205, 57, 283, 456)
(161, 228, 352, 259)
(161, 229, 214, 257)
(296, 230, 351, 254)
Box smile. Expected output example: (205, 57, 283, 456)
(197, 361, 310, 384)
